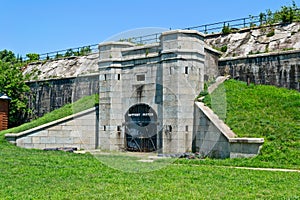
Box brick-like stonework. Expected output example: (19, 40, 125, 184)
(5, 107, 98, 150)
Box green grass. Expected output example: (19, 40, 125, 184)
(0, 94, 99, 134)
(0, 81, 299, 198)
(0, 139, 299, 199)
(200, 79, 300, 169)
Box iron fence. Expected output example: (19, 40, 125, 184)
(23, 8, 300, 62)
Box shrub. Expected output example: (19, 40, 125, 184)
(220, 45, 228, 52)
(26, 53, 40, 61)
(266, 29, 275, 37)
(222, 23, 231, 34)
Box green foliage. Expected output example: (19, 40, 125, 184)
(204, 79, 300, 168)
(26, 53, 40, 61)
(0, 49, 16, 63)
(222, 23, 231, 34)
(259, 12, 266, 25)
(80, 46, 91, 55)
(266, 29, 275, 37)
(55, 53, 63, 59)
(0, 61, 32, 127)
(262, 1, 300, 25)
(220, 45, 228, 52)
(0, 94, 99, 134)
(64, 49, 73, 57)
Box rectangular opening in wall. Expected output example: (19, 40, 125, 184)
(185, 66, 189, 74)
(137, 74, 145, 81)
(185, 125, 189, 132)
(104, 74, 107, 81)
(117, 74, 121, 80)
(167, 125, 172, 132)
(117, 125, 121, 132)
(103, 125, 106, 131)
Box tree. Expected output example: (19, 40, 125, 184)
(0, 49, 16, 63)
(26, 53, 40, 61)
(0, 50, 35, 127)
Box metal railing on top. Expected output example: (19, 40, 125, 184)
(23, 8, 300, 62)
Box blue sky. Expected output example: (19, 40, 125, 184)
(0, 0, 296, 56)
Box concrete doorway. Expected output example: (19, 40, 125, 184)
(125, 104, 157, 152)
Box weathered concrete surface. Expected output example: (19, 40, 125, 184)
(219, 50, 300, 91)
(206, 22, 300, 58)
(23, 23, 300, 81)
(25, 74, 99, 122)
(98, 30, 219, 153)
(5, 107, 99, 150)
(23, 53, 99, 80)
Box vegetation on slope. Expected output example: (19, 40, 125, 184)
(0, 94, 99, 135)
(200, 79, 300, 168)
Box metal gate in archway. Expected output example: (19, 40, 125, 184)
(125, 104, 157, 152)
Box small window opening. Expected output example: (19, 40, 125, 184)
(185, 125, 189, 132)
(137, 74, 145, 81)
(103, 125, 106, 131)
(104, 74, 107, 81)
(168, 125, 172, 132)
(117, 74, 121, 80)
(117, 125, 121, 132)
(185, 66, 189, 74)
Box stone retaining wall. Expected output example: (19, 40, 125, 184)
(5, 107, 99, 150)
(25, 74, 99, 122)
(219, 50, 300, 91)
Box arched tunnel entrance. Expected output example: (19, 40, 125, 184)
(125, 104, 157, 152)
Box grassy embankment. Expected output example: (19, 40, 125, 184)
(0, 80, 299, 199)
(180, 79, 299, 169)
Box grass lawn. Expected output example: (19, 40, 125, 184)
(0, 80, 299, 199)
(0, 138, 299, 199)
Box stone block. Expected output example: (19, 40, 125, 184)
(23, 143, 34, 149)
(32, 137, 40, 144)
(48, 125, 62, 131)
(40, 136, 56, 144)
(33, 143, 46, 149)
(18, 137, 32, 144)
(55, 137, 73, 144)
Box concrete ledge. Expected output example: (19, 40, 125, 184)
(229, 138, 264, 144)
(5, 107, 97, 141)
(195, 101, 236, 139)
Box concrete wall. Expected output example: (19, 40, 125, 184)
(25, 74, 99, 122)
(5, 107, 99, 150)
(98, 30, 217, 153)
(193, 102, 264, 158)
(219, 50, 300, 91)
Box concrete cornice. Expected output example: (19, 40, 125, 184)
(160, 29, 205, 38)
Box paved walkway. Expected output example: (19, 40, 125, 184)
(229, 166, 300, 173)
